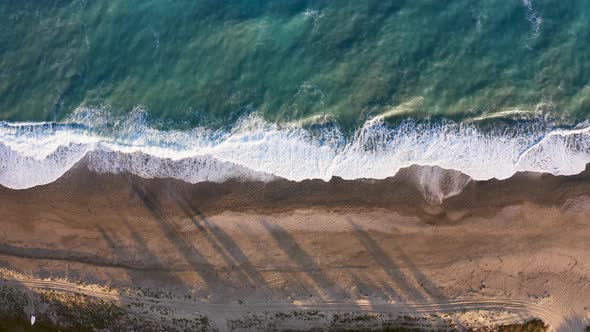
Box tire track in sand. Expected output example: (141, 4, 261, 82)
(0, 276, 578, 331)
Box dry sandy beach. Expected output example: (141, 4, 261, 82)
(0, 161, 590, 331)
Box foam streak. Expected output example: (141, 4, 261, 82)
(0, 109, 589, 189)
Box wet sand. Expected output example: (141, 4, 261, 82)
(0, 163, 589, 331)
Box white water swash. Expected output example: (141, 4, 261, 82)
(1, 107, 589, 190)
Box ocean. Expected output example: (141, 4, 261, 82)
(1, 0, 589, 189)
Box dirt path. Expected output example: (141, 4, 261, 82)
(1, 275, 585, 331)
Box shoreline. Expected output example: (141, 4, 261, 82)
(2, 113, 590, 191)
(0, 164, 589, 330)
(3, 159, 589, 217)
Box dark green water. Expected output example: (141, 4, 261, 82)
(2, 0, 589, 129)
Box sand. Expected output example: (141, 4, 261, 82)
(0, 163, 589, 331)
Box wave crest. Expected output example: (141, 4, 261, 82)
(0, 108, 589, 190)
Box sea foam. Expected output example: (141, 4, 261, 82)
(0, 108, 589, 190)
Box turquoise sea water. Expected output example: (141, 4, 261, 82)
(2, 0, 590, 128)
(1, 1, 590, 188)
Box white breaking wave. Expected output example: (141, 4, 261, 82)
(0, 108, 589, 190)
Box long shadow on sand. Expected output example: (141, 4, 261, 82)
(97, 222, 188, 293)
(176, 192, 335, 303)
(347, 218, 466, 329)
(260, 220, 349, 302)
(126, 177, 218, 289)
(171, 192, 269, 295)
